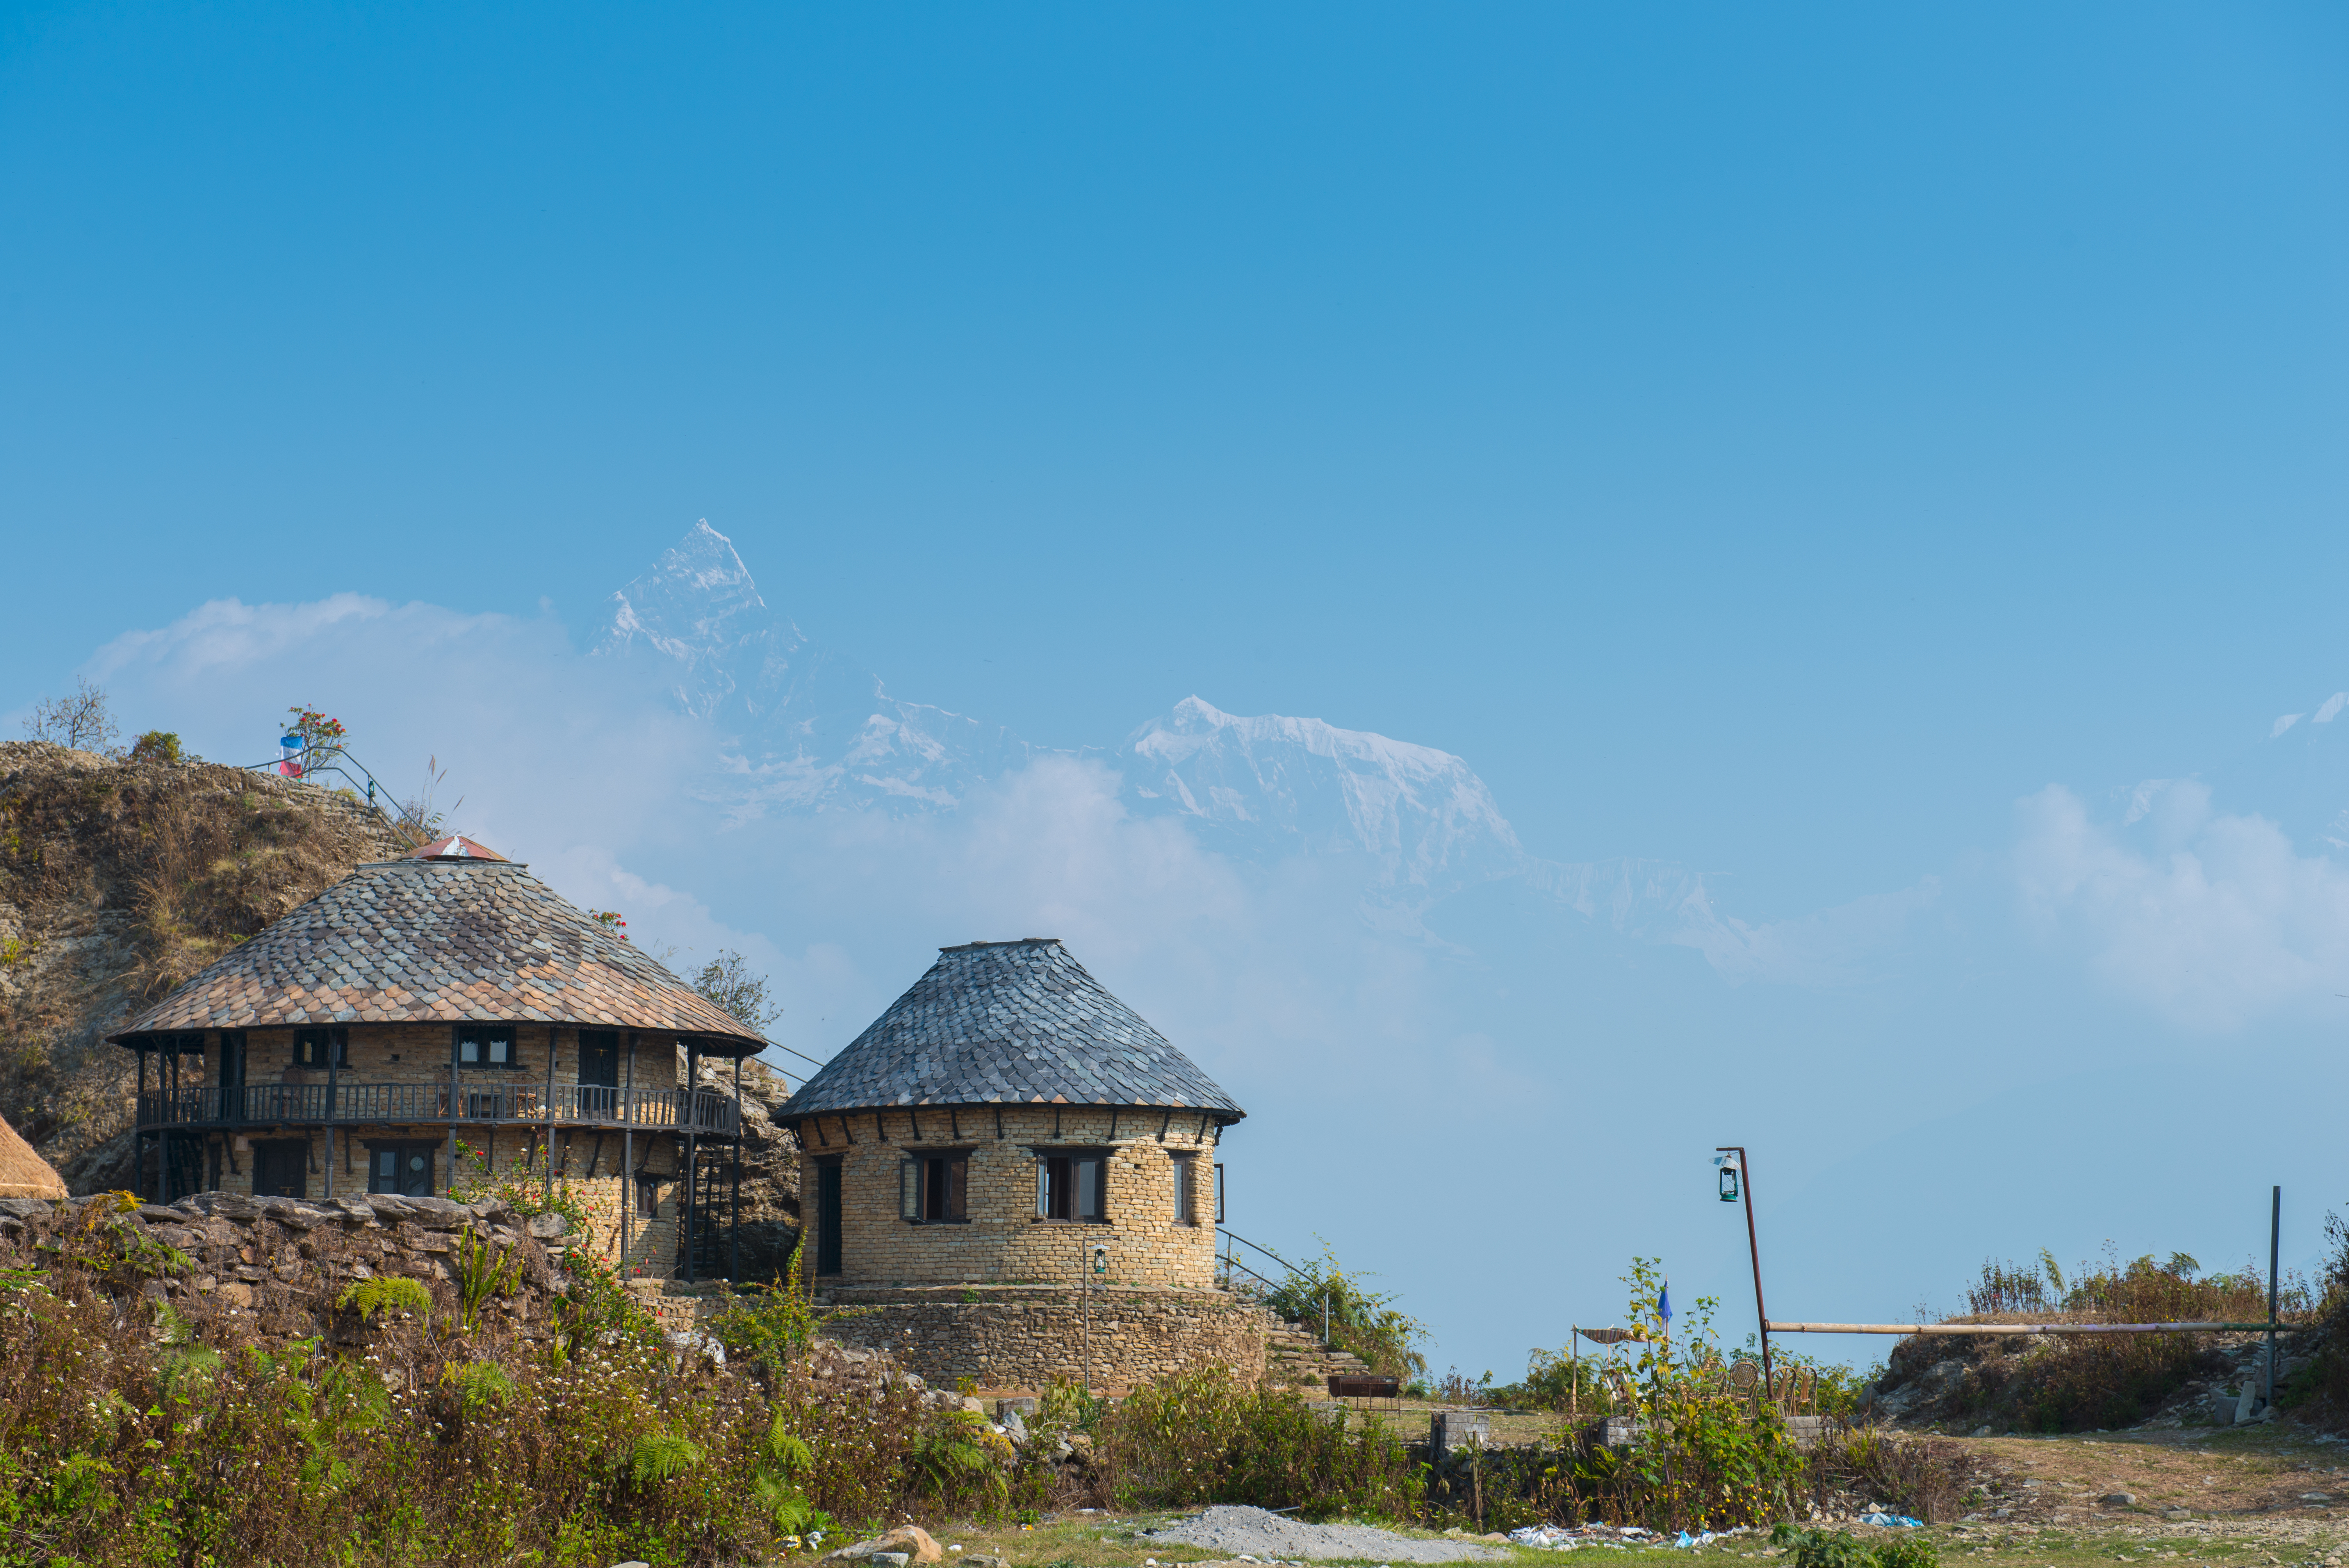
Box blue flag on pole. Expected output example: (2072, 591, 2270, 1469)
(1659, 1280, 1673, 1328)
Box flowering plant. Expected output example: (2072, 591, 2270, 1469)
(283, 706, 349, 772)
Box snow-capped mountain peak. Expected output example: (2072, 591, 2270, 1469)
(594, 522, 1025, 813)
(1118, 695, 1526, 891)
(596, 520, 807, 722)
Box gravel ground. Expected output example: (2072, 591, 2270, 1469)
(1143, 1505, 1505, 1563)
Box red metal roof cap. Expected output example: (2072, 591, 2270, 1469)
(407, 834, 509, 862)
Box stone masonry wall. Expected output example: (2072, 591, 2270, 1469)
(800, 1106, 1221, 1289)
(816, 1283, 1269, 1395)
(0, 1189, 567, 1346)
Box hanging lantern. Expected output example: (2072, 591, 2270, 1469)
(1715, 1154, 1741, 1203)
(1091, 1244, 1108, 1275)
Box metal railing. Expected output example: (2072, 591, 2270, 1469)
(135, 1082, 740, 1136)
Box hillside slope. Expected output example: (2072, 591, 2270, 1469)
(0, 741, 411, 1189)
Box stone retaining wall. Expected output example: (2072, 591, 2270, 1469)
(0, 1190, 567, 1344)
(814, 1283, 1270, 1394)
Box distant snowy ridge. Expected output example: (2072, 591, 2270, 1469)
(1118, 697, 1524, 893)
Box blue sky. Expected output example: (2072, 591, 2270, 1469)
(5, 3, 2347, 1375)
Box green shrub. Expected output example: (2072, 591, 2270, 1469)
(1773, 1525, 1940, 1568)
(128, 731, 182, 763)
(337, 1274, 434, 1324)
(1260, 1238, 1429, 1381)
(1095, 1364, 1419, 1518)
(452, 1224, 522, 1331)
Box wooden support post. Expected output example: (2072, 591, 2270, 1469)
(544, 1025, 558, 1206)
(731, 1055, 743, 1284)
(136, 1047, 148, 1202)
(446, 1024, 460, 1197)
(621, 1032, 635, 1271)
(683, 1041, 700, 1283)
(323, 1029, 338, 1199)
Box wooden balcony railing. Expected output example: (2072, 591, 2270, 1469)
(134, 1082, 740, 1137)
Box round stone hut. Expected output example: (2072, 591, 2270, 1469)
(107, 834, 767, 1281)
(778, 937, 1265, 1393)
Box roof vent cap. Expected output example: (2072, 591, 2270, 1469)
(406, 834, 508, 862)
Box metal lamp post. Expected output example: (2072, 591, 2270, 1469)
(1716, 1146, 1771, 1387)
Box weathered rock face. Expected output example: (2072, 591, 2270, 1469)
(1861, 1324, 2333, 1433)
(0, 1189, 566, 1343)
(0, 742, 410, 1190)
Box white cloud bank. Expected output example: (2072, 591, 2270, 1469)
(2014, 780, 2349, 1031)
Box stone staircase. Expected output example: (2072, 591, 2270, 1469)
(1261, 1313, 1374, 1389)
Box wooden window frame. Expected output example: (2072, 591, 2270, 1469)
(292, 1028, 348, 1068)
(1030, 1148, 1108, 1224)
(899, 1149, 972, 1224)
(456, 1024, 520, 1069)
(364, 1140, 437, 1197)
(1172, 1151, 1201, 1225)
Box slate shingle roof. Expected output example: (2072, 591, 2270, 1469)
(109, 859, 765, 1052)
(779, 939, 1244, 1121)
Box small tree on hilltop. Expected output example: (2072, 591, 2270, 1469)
(21, 679, 118, 753)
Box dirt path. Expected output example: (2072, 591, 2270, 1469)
(1957, 1427, 2347, 1524)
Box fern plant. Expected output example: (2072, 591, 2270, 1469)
(629, 1431, 705, 1487)
(750, 1410, 829, 1534)
(338, 1274, 435, 1324)
(441, 1360, 517, 1414)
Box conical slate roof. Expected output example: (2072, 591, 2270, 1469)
(109, 856, 765, 1054)
(780, 939, 1244, 1120)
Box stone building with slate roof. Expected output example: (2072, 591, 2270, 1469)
(109, 837, 769, 1283)
(778, 939, 1265, 1392)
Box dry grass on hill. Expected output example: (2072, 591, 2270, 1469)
(0, 741, 411, 1187)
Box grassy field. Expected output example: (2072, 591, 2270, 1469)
(908, 1425, 2348, 1568)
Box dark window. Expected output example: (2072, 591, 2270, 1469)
(634, 1173, 663, 1218)
(367, 1143, 434, 1197)
(292, 1029, 347, 1068)
(457, 1025, 517, 1068)
(253, 1139, 308, 1199)
(1214, 1162, 1225, 1224)
(577, 1030, 620, 1088)
(814, 1160, 843, 1276)
(899, 1153, 970, 1223)
(1173, 1155, 1197, 1224)
(1035, 1152, 1105, 1222)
